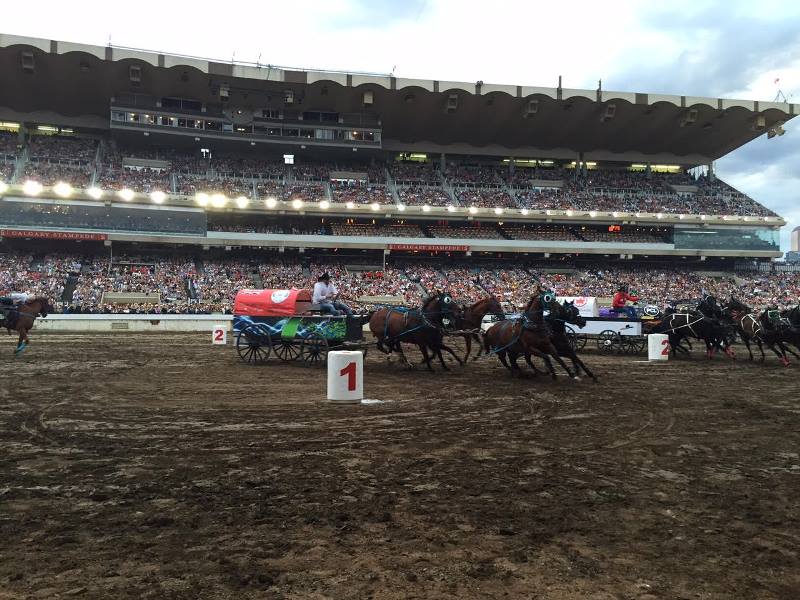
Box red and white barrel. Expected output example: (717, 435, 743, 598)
(327, 351, 364, 403)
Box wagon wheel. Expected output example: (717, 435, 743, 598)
(273, 339, 301, 362)
(565, 325, 578, 352)
(575, 334, 588, 351)
(597, 329, 621, 354)
(236, 325, 271, 365)
(624, 337, 647, 355)
(300, 332, 329, 366)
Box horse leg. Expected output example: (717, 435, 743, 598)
(549, 353, 577, 379)
(418, 344, 435, 372)
(497, 351, 514, 375)
(438, 343, 464, 367)
(471, 334, 483, 361)
(523, 353, 543, 376)
(508, 351, 526, 377)
(433, 345, 450, 371)
(568, 350, 597, 381)
(463, 334, 472, 363)
(15, 328, 29, 356)
(756, 339, 766, 363)
(539, 353, 558, 380)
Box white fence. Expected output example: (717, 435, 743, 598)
(35, 314, 233, 332)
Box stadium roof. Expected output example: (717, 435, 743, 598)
(1, 33, 797, 164)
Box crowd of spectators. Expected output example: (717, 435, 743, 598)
(97, 166, 171, 194)
(329, 222, 423, 237)
(501, 225, 581, 241)
(27, 135, 97, 164)
(428, 224, 503, 239)
(397, 186, 452, 207)
(445, 164, 504, 187)
(1, 161, 16, 182)
(0, 131, 20, 161)
(3, 251, 800, 313)
(330, 181, 393, 204)
(390, 162, 441, 185)
(456, 189, 518, 209)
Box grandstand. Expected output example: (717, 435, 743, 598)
(0, 33, 797, 313)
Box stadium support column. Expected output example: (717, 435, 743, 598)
(707, 162, 716, 182)
(645, 163, 652, 179)
(440, 154, 446, 172)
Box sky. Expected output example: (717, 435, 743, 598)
(3, 0, 798, 249)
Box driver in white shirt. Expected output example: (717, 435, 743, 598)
(312, 273, 353, 317)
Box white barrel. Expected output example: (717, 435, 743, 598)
(648, 334, 670, 361)
(212, 323, 227, 345)
(327, 351, 364, 403)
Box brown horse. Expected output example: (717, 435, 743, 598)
(724, 298, 797, 366)
(456, 296, 506, 362)
(2, 296, 54, 356)
(369, 291, 462, 371)
(483, 291, 577, 379)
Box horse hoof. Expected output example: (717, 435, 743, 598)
(572, 376, 581, 381)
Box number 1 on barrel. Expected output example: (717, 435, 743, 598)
(340, 361, 357, 391)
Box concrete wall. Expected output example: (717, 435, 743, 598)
(36, 314, 233, 333)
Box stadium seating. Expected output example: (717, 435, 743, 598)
(329, 222, 424, 237)
(330, 181, 393, 205)
(390, 162, 440, 185)
(456, 189, 518, 209)
(428, 224, 503, 239)
(3, 250, 799, 313)
(396, 186, 452, 207)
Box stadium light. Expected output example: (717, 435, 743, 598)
(319, 200, 330, 209)
(346, 201, 355, 209)
(468, 206, 478, 214)
(422, 204, 431, 212)
(292, 198, 304, 209)
(211, 193, 227, 208)
(494, 207, 503, 215)
(657, 213, 664, 219)
(370, 202, 380, 211)
(87, 186, 103, 200)
(0, 181, 7, 194)
(265, 197, 277, 209)
(397, 204, 406, 211)
(196, 192, 210, 207)
(446, 205, 456, 212)
(566, 210, 574, 217)
(235, 196, 249, 209)
(118, 188, 135, 201)
(589, 210, 597, 218)
(150, 190, 166, 204)
(53, 181, 73, 198)
(520, 208, 529, 215)
(23, 180, 43, 196)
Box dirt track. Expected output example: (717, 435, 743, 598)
(1, 333, 799, 599)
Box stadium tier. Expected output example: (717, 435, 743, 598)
(0, 33, 796, 287)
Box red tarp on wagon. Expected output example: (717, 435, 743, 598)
(233, 289, 312, 317)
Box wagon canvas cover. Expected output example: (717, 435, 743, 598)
(234, 289, 311, 317)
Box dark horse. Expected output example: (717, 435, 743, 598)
(455, 296, 505, 362)
(369, 291, 462, 371)
(2, 296, 54, 356)
(723, 298, 797, 366)
(545, 299, 597, 381)
(483, 291, 576, 379)
(650, 306, 735, 360)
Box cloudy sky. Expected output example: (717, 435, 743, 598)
(4, 0, 798, 248)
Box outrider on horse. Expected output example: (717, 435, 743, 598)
(1, 296, 53, 355)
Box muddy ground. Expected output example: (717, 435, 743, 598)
(0, 333, 798, 599)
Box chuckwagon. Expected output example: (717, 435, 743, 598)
(233, 289, 367, 366)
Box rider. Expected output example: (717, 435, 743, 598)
(0, 290, 30, 308)
(612, 284, 639, 319)
(312, 273, 354, 317)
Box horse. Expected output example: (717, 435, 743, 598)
(723, 298, 797, 366)
(650, 307, 735, 360)
(545, 299, 597, 381)
(455, 296, 506, 362)
(2, 296, 54, 356)
(483, 291, 577, 379)
(780, 305, 800, 353)
(369, 291, 462, 371)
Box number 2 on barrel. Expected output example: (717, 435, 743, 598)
(214, 329, 224, 341)
(661, 339, 670, 356)
(340, 362, 357, 391)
